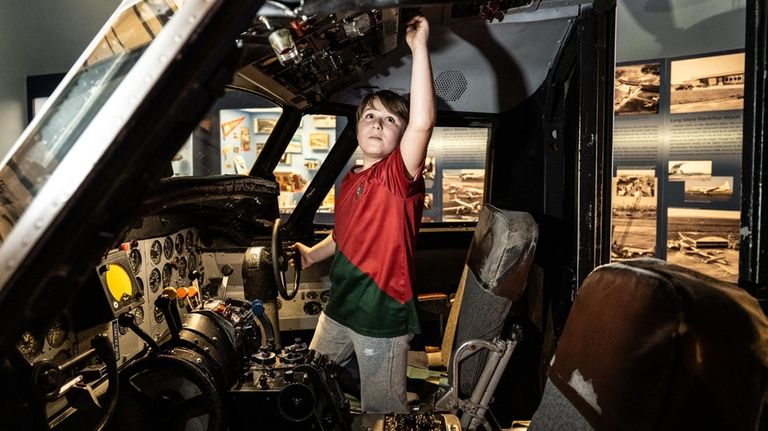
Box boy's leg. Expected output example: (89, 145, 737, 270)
(309, 313, 355, 364)
(353, 333, 412, 414)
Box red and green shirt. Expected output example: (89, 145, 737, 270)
(324, 149, 424, 337)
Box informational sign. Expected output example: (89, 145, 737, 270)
(611, 51, 743, 283)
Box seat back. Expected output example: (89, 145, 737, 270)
(530, 258, 768, 430)
(441, 204, 538, 397)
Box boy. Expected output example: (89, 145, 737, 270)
(293, 15, 435, 413)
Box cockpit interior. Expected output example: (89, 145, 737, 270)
(0, 0, 766, 430)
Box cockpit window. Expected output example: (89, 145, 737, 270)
(0, 0, 182, 244)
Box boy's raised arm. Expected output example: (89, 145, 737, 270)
(400, 16, 436, 179)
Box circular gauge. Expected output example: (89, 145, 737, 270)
(162, 263, 173, 288)
(133, 306, 145, 326)
(136, 277, 145, 296)
(163, 236, 174, 260)
(149, 268, 161, 293)
(154, 307, 165, 323)
(17, 331, 43, 361)
(185, 230, 195, 251)
(175, 233, 185, 255)
(119, 321, 129, 336)
(178, 256, 188, 280)
(129, 249, 142, 275)
(188, 253, 197, 278)
(320, 290, 331, 303)
(46, 317, 69, 349)
(150, 240, 162, 265)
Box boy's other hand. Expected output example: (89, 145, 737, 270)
(405, 15, 429, 51)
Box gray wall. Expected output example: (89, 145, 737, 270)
(0, 0, 118, 156)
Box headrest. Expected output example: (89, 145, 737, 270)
(547, 258, 768, 429)
(466, 204, 538, 302)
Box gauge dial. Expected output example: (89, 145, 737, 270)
(175, 233, 185, 255)
(185, 230, 195, 251)
(163, 236, 174, 260)
(118, 319, 129, 335)
(154, 307, 165, 323)
(149, 268, 161, 293)
(17, 331, 43, 360)
(129, 248, 142, 275)
(162, 263, 173, 288)
(150, 240, 162, 265)
(46, 317, 69, 348)
(136, 277, 145, 296)
(133, 306, 145, 326)
(188, 253, 197, 277)
(320, 290, 331, 303)
(178, 256, 188, 280)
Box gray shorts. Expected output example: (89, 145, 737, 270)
(310, 312, 413, 414)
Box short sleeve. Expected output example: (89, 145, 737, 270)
(380, 148, 424, 198)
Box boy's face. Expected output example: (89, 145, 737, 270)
(356, 98, 406, 161)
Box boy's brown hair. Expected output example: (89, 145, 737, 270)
(355, 90, 409, 126)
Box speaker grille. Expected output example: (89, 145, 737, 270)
(434, 70, 468, 102)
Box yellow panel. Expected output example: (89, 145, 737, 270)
(105, 264, 133, 302)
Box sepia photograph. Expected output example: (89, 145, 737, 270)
(309, 132, 330, 150)
(610, 169, 657, 261)
(667, 207, 739, 283)
(614, 63, 660, 115)
(670, 52, 745, 114)
(240, 127, 250, 151)
(668, 160, 712, 180)
(312, 115, 336, 128)
(442, 169, 484, 221)
(286, 134, 303, 153)
(304, 158, 320, 170)
(684, 176, 733, 202)
(423, 155, 436, 181)
(254, 117, 278, 134)
(279, 153, 292, 165)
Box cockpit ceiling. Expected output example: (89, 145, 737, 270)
(237, 1, 587, 113)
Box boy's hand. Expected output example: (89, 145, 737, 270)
(405, 15, 429, 51)
(292, 242, 315, 269)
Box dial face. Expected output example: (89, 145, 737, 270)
(150, 240, 162, 265)
(133, 306, 145, 326)
(136, 277, 145, 296)
(149, 268, 161, 293)
(153, 307, 165, 323)
(17, 331, 43, 360)
(129, 249, 142, 275)
(118, 320, 129, 335)
(185, 230, 195, 251)
(46, 317, 69, 348)
(320, 290, 331, 303)
(178, 256, 188, 280)
(188, 253, 197, 275)
(162, 263, 173, 288)
(175, 233, 185, 255)
(163, 236, 174, 260)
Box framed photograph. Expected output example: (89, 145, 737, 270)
(304, 158, 320, 170)
(614, 63, 660, 116)
(240, 127, 251, 151)
(255, 118, 278, 134)
(670, 52, 745, 114)
(279, 153, 292, 165)
(286, 134, 303, 153)
(312, 115, 336, 128)
(309, 132, 330, 150)
(255, 143, 265, 156)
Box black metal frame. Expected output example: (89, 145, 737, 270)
(741, 0, 767, 301)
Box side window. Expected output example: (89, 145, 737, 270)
(276, 115, 346, 215)
(171, 90, 282, 177)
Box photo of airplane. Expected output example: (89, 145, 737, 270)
(684, 176, 734, 201)
(668, 160, 712, 179)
